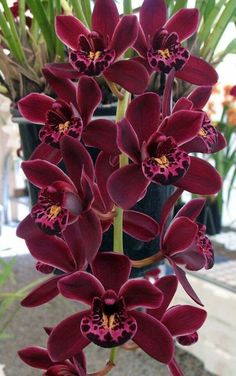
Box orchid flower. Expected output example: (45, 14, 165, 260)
(18, 73, 102, 164)
(47, 0, 149, 94)
(47, 252, 174, 365)
(107, 93, 222, 209)
(146, 274, 207, 376)
(134, 0, 218, 86)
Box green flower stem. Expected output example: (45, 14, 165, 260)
(109, 346, 118, 365)
(113, 91, 130, 253)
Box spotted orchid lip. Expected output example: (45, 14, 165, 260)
(196, 224, 214, 269)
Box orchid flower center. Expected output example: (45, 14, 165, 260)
(88, 50, 102, 60)
(154, 155, 169, 167)
(48, 204, 62, 220)
(58, 121, 70, 134)
(198, 128, 207, 137)
(197, 115, 218, 153)
(158, 48, 171, 59)
(81, 293, 137, 348)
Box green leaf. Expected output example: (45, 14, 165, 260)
(70, 0, 88, 27)
(214, 39, 236, 62)
(201, 0, 236, 59)
(123, 0, 132, 14)
(203, 0, 215, 21)
(26, 0, 56, 60)
(227, 165, 236, 205)
(0, 257, 16, 287)
(198, 0, 225, 44)
(81, 0, 92, 28)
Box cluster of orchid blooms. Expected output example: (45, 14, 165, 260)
(16, 0, 226, 375)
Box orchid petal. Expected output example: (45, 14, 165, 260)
(162, 305, 207, 336)
(140, 0, 167, 40)
(133, 26, 148, 56)
(21, 160, 74, 189)
(172, 98, 193, 112)
(126, 93, 161, 144)
(55, 15, 89, 50)
(18, 93, 54, 124)
(46, 63, 80, 79)
(165, 9, 199, 42)
(91, 252, 131, 293)
(120, 279, 163, 309)
(48, 310, 91, 362)
(77, 76, 102, 125)
(132, 310, 174, 364)
(175, 55, 218, 86)
(110, 15, 138, 57)
(58, 271, 105, 304)
(117, 118, 141, 163)
(172, 250, 206, 271)
(21, 276, 62, 307)
(163, 217, 198, 254)
(92, 0, 119, 40)
(29, 143, 62, 164)
(123, 210, 159, 241)
(175, 156, 222, 195)
(107, 164, 149, 210)
(18, 347, 53, 369)
(104, 60, 149, 94)
(83, 119, 119, 154)
(187, 86, 212, 109)
(17, 214, 42, 239)
(168, 359, 184, 376)
(175, 198, 206, 220)
(95, 152, 116, 211)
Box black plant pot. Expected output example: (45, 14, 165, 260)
(13, 107, 174, 277)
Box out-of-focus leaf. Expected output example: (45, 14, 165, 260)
(81, 0, 92, 28)
(198, 0, 226, 44)
(0, 257, 16, 287)
(123, 0, 132, 14)
(201, 0, 236, 59)
(214, 39, 236, 63)
(204, 0, 215, 21)
(227, 165, 236, 205)
(70, 0, 88, 27)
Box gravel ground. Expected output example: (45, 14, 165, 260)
(0, 254, 217, 376)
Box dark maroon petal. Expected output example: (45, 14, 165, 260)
(148, 275, 178, 321)
(117, 118, 141, 163)
(29, 143, 62, 164)
(18, 347, 53, 369)
(159, 110, 203, 145)
(175, 55, 218, 86)
(132, 310, 174, 364)
(17, 214, 42, 239)
(46, 63, 80, 79)
(169, 259, 203, 306)
(21, 160, 74, 188)
(92, 0, 119, 40)
(95, 152, 116, 211)
(18, 93, 54, 124)
(59, 271, 104, 304)
(48, 310, 91, 362)
(175, 156, 222, 195)
(211, 132, 227, 153)
(159, 188, 183, 230)
(91, 252, 131, 293)
(133, 26, 148, 56)
(230, 85, 236, 96)
(173, 98, 193, 112)
(175, 198, 206, 220)
(107, 164, 149, 210)
(162, 305, 207, 336)
(126, 93, 161, 144)
(123, 210, 159, 241)
(43, 67, 77, 108)
(73, 352, 87, 376)
(77, 76, 102, 125)
(63, 210, 102, 265)
(140, 0, 167, 39)
(110, 15, 138, 58)
(56, 15, 89, 50)
(81, 298, 137, 348)
(83, 119, 119, 154)
(187, 86, 212, 109)
(163, 217, 198, 255)
(172, 250, 206, 271)
(168, 359, 184, 376)
(119, 279, 163, 309)
(104, 60, 149, 94)
(26, 234, 75, 273)
(165, 9, 199, 42)
(60, 135, 95, 187)
(21, 276, 62, 307)
(177, 332, 199, 346)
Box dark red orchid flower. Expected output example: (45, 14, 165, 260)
(18, 74, 102, 164)
(47, 0, 149, 94)
(48, 252, 174, 365)
(18, 346, 87, 376)
(134, 0, 218, 86)
(18, 136, 102, 264)
(230, 85, 236, 96)
(107, 93, 222, 209)
(146, 274, 206, 376)
(173, 86, 226, 154)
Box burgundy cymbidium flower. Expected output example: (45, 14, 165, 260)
(47, 0, 149, 94)
(18, 346, 86, 376)
(18, 73, 102, 164)
(107, 93, 222, 209)
(48, 252, 174, 365)
(134, 0, 218, 86)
